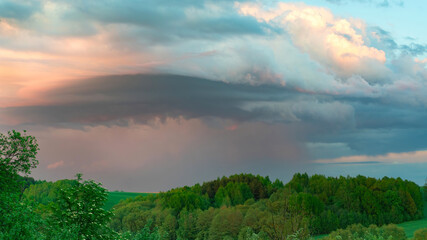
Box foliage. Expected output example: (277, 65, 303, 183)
(0, 130, 42, 239)
(46, 173, 115, 240)
(286, 173, 424, 234)
(323, 224, 407, 240)
(160, 186, 210, 213)
(131, 219, 169, 240)
(23, 179, 77, 206)
(238, 227, 260, 240)
(17, 175, 40, 193)
(201, 174, 284, 202)
(424, 178, 427, 201)
(208, 207, 243, 240)
(262, 190, 311, 240)
(111, 187, 311, 240)
(0, 192, 45, 240)
(0, 130, 39, 176)
(413, 228, 427, 240)
(110, 173, 426, 239)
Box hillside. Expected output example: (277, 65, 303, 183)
(109, 173, 424, 239)
(20, 173, 425, 239)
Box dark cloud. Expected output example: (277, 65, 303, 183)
(3, 73, 427, 138)
(1, 74, 300, 127)
(356, 106, 427, 129)
(311, 127, 427, 158)
(5, 0, 270, 41)
(3, 73, 427, 161)
(86, 0, 272, 42)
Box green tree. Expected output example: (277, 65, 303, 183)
(208, 207, 243, 240)
(0, 130, 39, 198)
(214, 186, 231, 207)
(0, 194, 45, 240)
(48, 174, 115, 240)
(262, 190, 311, 240)
(0, 130, 41, 239)
(176, 209, 198, 240)
(132, 219, 168, 240)
(0, 130, 39, 177)
(238, 226, 260, 240)
(195, 207, 216, 240)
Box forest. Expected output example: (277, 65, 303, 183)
(2, 130, 427, 240)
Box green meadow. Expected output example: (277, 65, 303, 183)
(105, 191, 155, 210)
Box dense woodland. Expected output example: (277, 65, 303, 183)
(105, 173, 424, 239)
(1, 130, 427, 240)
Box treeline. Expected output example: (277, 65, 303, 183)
(110, 186, 314, 239)
(23, 179, 77, 205)
(157, 174, 284, 213)
(287, 173, 424, 233)
(109, 173, 424, 238)
(21, 173, 424, 238)
(17, 171, 426, 239)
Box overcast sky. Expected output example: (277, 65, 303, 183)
(1, 0, 426, 191)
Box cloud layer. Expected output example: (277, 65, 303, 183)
(1, 0, 426, 189)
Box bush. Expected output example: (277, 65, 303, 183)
(414, 228, 427, 240)
(323, 224, 407, 240)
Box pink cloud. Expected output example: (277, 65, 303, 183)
(0, 20, 162, 108)
(226, 124, 239, 131)
(47, 160, 65, 169)
(315, 150, 427, 164)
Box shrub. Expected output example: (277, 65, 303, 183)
(414, 228, 427, 240)
(323, 224, 406, 240)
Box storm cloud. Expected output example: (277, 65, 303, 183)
(2, 73, 427, 158)
(0, 74, 356, 128)
(1, 0, 426, 190)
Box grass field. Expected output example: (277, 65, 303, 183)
(104, 191, 154, 210)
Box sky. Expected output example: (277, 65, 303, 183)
(1, 0, 426, 192)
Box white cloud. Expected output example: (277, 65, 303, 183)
(237, 2, 387, 78)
